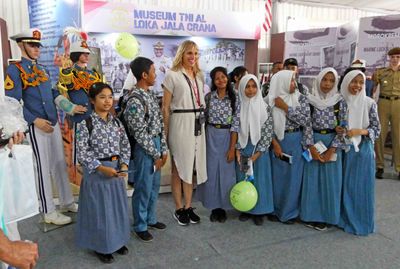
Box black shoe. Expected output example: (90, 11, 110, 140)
(253, 215, 264, 226)
(398, 172, 400, 180)
(115, 246, 129, 255)
(239, 212, 250, 222)
(186, 207, 200, 224)
(217, 209, 227, 223)
(135, 231, 153, 242)
(282, 218, 296, 225)
(376, 168, 384, 179)
(304, 221, 316, 229)
(148, 222, 167, 230)
(210, 209, 219, 222)
(313, 222, 327, 231)
(95, 252, 114, 264)
(173, 208, 190, 226)
(266, 214, 279, 222)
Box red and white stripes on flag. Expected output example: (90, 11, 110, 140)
(263, 0, 272, 32)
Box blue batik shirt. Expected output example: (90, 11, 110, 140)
(286, 94, 312, 147)
(76, 112, 130, 173)
(304, 99, 348, 149)
(365, 102, 381, 142)
(123, 88, 168, 160)
(205, 91, 240, 133)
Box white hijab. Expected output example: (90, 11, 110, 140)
(308, 68, 342, 110)
(238, 74, 268, 148)
(267, 70, 299, 141)
(340, 70, 374, 152)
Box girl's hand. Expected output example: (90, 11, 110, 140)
(321, 147, 336, 162)
(274, 97, 288, 112)
(346, 129, 367, 138)
(97, 166, 119, 177)
(309, 146, 324, 163)
(235, 149, 241, 164)
(161, 154, 168, 167)
(273, 142, 283, 158)
(226, 147, 235, 163)
(335, 126, 346, 135)
(250, 151, 261, 162)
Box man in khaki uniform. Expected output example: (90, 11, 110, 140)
(374, 47, 400, 179)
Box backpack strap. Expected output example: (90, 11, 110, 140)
(124, 92, 149, 122)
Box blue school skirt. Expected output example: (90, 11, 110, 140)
(76, 160, 130, 253)
(300, 133, 343, 224)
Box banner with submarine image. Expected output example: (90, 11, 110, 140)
(356, 14, 400, 76)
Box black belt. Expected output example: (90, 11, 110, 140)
(173, 108, 204, 113)
(208, 123, 231, 129)
(379, 95, 400, 100)
(285, 127, 302, 133)
(99, 155, 119, 161)
(313, 129, 335, 134)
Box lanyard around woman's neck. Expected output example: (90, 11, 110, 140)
(182, 72, 201, 108)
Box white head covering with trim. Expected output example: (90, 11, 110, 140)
(340, 70, 373, 152)
(308, 67, 342, 110)
(10, 28, 42, 45)
(267, 70, 299, 141)
(238, 74, 268, 148)
(70, 40, 91, 54)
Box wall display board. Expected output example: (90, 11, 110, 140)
(284, 27, 337, 76)
(357, 14, 400, 76)
(89, 34, 245, 98)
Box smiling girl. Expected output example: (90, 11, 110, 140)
(339, 70, 381, 236)
(235, 74, 274, 226)
(75, 82, 131, 263)
(300, 68, 348, 231)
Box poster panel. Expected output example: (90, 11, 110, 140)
(334, 21, 358, 75)
(357, 14, 400, 76)
(88, 34, 245, 98)
(284, 27, 338, 76)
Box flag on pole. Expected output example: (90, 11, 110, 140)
(263, 0, 272, 32)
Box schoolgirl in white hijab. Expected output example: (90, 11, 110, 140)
(308, 68, 342, 110)
(267, 70, 299, 141)
(238, 74, 268, 149)
(236, 74, 274, 226)
(340, 70, 379, 152)
(339, 69, 381, 236)
(267, 70, 311, 224)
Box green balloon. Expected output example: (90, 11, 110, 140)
(115, 32, 139, 60)
(230, 181, 258, 212)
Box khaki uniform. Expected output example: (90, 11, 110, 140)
(374, 67, 400, 172)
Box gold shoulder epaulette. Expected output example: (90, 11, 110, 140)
(59, 68, 73, 85)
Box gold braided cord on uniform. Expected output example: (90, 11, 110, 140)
(15, 63, 48, 90)
(58, 68, 73, 85)
(71, 70, 102, 92)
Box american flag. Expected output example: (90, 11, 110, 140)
(263, 0, 272, 32)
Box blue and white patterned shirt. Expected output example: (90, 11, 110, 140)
(123, 88, 168, 160)
(366, 102, 381, 142)
(286, 94, 312, 147)
(304, 99, 348, 149)
(205, 91, 240, 133)
(76, 112, 130, 173)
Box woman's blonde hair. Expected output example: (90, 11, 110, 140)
(171, 40, 202, 75)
